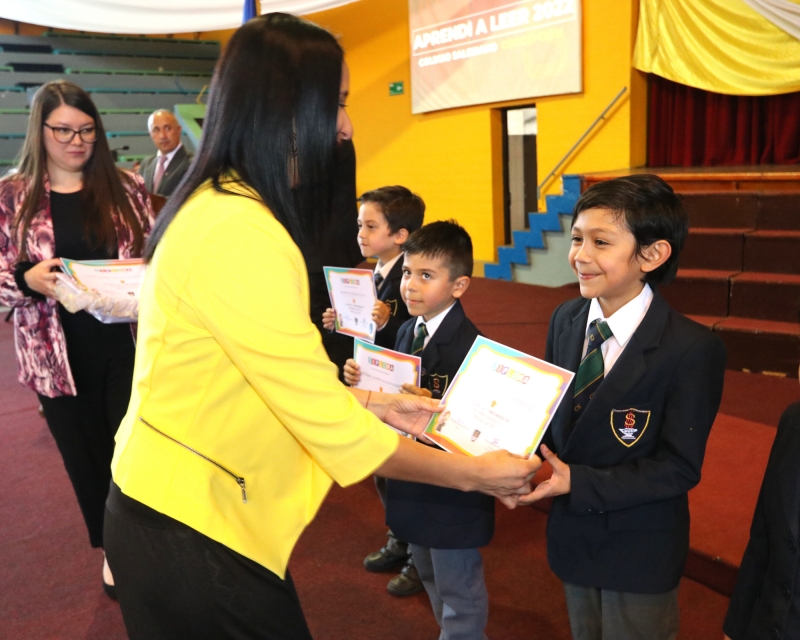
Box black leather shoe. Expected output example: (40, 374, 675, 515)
(364, 544, 410, 572)
(387, 563, 424, 597)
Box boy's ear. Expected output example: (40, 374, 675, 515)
(638, 240, 672, 274)
(451, 275, 471, 298)
(392, 228, 409, 245)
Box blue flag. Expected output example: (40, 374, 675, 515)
(243, 0, 258, 23)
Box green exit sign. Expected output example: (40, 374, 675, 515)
(389, 81, 404, 96)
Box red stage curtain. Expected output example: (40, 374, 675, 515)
(648, 74, 800, 167)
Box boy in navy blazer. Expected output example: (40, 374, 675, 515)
(346, 221, 495, 639)
(324, 185, 426, 594)
(524, 175, 727, 640)
(323, 185, 424, 350)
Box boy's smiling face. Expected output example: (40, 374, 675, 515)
(357, 202, 406, 264)
(401, 252, 469, 322)
(569, 207, 649, 317)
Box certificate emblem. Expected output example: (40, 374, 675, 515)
(610, 408, 651, 447)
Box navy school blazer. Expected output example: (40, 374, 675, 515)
(724, 401, 800, 640)
(385, 300, 496, 549)
(542, 290, 727, 594)
(374, 257, 412, 350)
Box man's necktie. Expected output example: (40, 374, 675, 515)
(374, 272, 384, 291)
(572, 319, 613, 423)
(411, 323, 427, 355)
(153, 155, 167, 192)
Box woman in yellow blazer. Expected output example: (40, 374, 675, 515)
(104, 13, 541, 639)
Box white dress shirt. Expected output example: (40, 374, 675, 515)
(414, 301, 457, 350)
(583, 284, 654, 376)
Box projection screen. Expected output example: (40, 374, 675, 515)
(409, 0, 582, 114)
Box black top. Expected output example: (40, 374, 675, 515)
(49, 190, 133, 391)
(50, 190, 115, 262)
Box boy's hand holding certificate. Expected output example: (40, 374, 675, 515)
(353, 339, 421, 394)
(424, 337, 574, 458)
(324, 266, 378, 342)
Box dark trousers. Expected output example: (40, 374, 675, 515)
(105, 484, 313, 640)
(563, 582, 679, 640)
(38, 320, 135, 548)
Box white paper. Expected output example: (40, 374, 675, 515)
(424, 337, 574, 458)
(353, 339, 422, 395)
(324, 267, 378, 342)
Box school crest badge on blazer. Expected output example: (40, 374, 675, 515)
(384, 299, 399, 316)
(429, 374, 449, 397)
(610, 408, 651, 447)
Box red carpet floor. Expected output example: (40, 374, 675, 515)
(1, 278, 797, 639)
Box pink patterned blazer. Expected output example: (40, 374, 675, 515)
(0, 171, 155, 398)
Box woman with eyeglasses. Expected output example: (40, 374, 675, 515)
(0, 80, 154, 597)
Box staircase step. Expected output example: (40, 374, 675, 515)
(757, 193, 800, 231)
(743, 230, 800, 273)
(682, 192, 758, 228)
(714, 316, 800, 375)
(687, 315, 724, 329)
(661, 269, 735, 318)
(730, 272, 800, 323)
(681, 228, 750, 271)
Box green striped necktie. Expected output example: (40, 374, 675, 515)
(411, 323, 428, 355)
(572, 319, 613, 423)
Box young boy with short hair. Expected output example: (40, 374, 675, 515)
(323, 185, 425, 350)
(345, 221, 495, 638)
(525, 174, 727, 640)
(323, 185, 426, 594)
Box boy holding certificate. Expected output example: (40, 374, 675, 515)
(324, 186, 425, 594)
(525, 175, 727, 640)
(323, 186, 425, 350)
(346, 221, 495, 639)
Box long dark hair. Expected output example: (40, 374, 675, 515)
(145, 13, 344, 261)
(12, 80, 145, 260)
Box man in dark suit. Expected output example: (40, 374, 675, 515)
(138, 110, 193, 197)
(724, 394, 800, 640)
(525, 175, 727, 640)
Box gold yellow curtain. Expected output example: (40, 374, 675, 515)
(633, 0, 800, 96)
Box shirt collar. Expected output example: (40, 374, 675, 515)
(415, 301, 456, 340)
(375, 252, 402, 280)
(586, 284, 653, 348)
(156, 142, 182, 162)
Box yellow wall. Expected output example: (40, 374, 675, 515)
(2, 2, 647, 263)
(308, 0, 647, 263)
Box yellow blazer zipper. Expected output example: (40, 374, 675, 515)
(138, 416, 247, 503)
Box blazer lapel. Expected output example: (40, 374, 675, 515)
(422, 301, 466, 376)
(777, 431, 800, 543)
(143, 158, 156, 193)
(563, 291, 669, 453)
(551, 300, 589, 448)
(162, 146, 187, 190)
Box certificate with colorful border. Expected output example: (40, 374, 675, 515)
(324, 266, 378, 342)
(423, 336, 574, 458)
(60, 258, 145, 298)
(353, 339, 422, 394)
